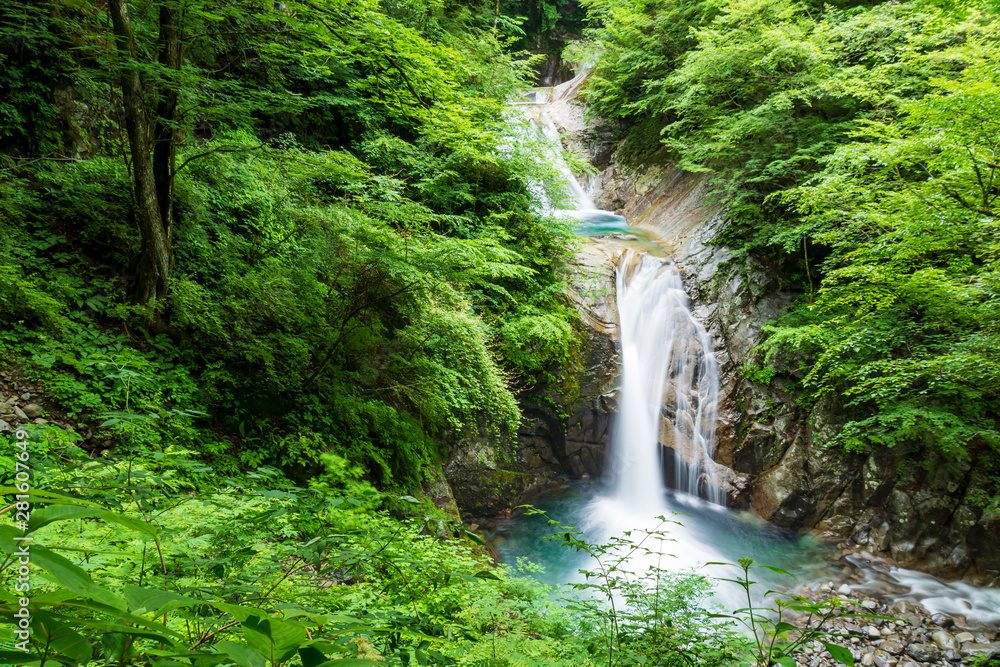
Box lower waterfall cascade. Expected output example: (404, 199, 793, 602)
(610, 250, 723, 507)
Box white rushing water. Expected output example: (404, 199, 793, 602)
(579, 249, 750, 609)
(608, 251, 723, 505)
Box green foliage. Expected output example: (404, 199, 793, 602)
(763, 43, 1000, 465)
(0, 0, 588, 488)
(741, 364, 777, 387)
(0, 437, 600, 667)
(582, 0, 997, 252)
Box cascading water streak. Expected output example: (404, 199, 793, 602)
(609, 250, 723, 507)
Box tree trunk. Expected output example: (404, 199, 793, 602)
(109, 0, 174, 305)
(153, 0, 182, 237)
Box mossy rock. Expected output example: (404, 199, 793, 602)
(447, 465, 538, 518)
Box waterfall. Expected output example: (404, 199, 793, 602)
(514, 83, 722, 504)
(609, 250, 723, 506)
(537, 111, 597, 212)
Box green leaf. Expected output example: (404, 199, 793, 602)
(123, 585, 200, 615)
(0, 651, 43, 666)
(822, 641, 855, 666)
(29, 504, 158, 536)
(209, 601, 258, 621)
(101, 632, 130, 662)
(0, 487, 102, 507)
(242, 615, 308, 664)
(0, 536, 125, 610)
(299, 645, 328, 667)
(216, 640, 268, 667)
(34, 616, 93, 666)
(462, 530, 485, 545)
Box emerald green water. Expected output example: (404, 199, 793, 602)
(491, 481, 839, 610)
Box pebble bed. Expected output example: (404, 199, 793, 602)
(787, 583, 999, 667)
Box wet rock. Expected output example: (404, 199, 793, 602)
(962, 643, 1000, 658)
(846, 624, 864, 636)
(866, 627, 882, 640)
(880, 641, 904, 656)
(444, 429, 552, 518)
(932, 631, 961, 652)
(904, 643, 940, 663)
(955, 632, 976, 644)
(974, 633, 992, 645)
(872, 651, 891, 667)
(891, 600, 921, 615)
(838, 584, 852, 595)
(943, 650, 962, 662)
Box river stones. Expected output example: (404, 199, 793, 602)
(905, 642, 941, 662)
(872, 650, 892, 667)
(931, 631, 961, 652)
(931, 613, 954, 629)
(954, 631, 975, 644)
(891, 600, 922, 614)
(881, 640, 904, 656)
(962, 642, 1000, 658)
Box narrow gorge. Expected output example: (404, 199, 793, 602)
(440, 72, 1000, 629)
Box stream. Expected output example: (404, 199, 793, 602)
(494, 86, 1000, 628)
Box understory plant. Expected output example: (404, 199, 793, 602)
(526, 508, 744, 667)
(708, 558, 890, 667)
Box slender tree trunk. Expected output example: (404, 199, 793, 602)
(153, 0, 182, 236)
(109, 0, 174, 306)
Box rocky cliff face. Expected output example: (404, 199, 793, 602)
(546, 85, 999, 585)
(439, 239, 622, 519)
